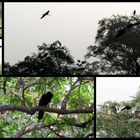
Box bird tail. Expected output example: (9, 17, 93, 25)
(38, 111, 44, 120)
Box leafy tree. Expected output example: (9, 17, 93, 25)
(85, 14, 140, 75)
(0, 3, 1, 37)
(0, 77, 94, 138)
(4, 41, 75, 75)
(97, 91, 140, 138)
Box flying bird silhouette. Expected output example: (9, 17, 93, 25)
(40, 10, 50, 19)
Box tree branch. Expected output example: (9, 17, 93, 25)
(0, 105, 93, 115)
(61, 78, 79, 110)
(12, 116, 94, 138)
(12, 123, 54, 138)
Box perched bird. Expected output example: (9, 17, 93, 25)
(120, 105, 132, 111)
(133, 10, 136, 16)
(40, 10, 50, 19)
(104, 104, 132, 114)
(112, 105, 132, 113)
(104, 104, 112, 115)
(38, 92, 53, 120)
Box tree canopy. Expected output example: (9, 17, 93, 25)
(5, 14, 140, 75)
(85, 14, 140, 75)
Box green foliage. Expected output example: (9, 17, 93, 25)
(97, 90, 140, 138)
(0, 77, 94, 138)
(0, 3, 1, 37)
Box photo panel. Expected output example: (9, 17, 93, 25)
(0, 2, 2, 75)
(0, 77, 94, 138)
(0, 39, 1, 74)
(4, 2, 140, 76)
(96, 77, 140, 138)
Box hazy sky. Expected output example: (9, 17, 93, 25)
(97, 77, 140, 106)
(5, 2, 140, 65)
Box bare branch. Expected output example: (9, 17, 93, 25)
(12, 123, 54, 138)
(12, 117, 94, 138)
(48, 127, 66, 138)
(61, 78, 79, 110)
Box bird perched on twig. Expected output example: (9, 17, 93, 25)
(133, 10, 136, 16)
(38, 92, 53, 120)
(40, 10, 50, 19)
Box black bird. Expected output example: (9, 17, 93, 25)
(111, 105, 131, 113)
(133, 10, 136, 16)
(38, 92, 53, 120)
(40, 10, 50, 19)
(120, 105, 132, 111)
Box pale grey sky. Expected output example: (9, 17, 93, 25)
(97, 77, 140, 106)
(4, 2, 140, 65)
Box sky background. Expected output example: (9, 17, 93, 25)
(5, 2, 140, 65)
(97, 77, 140, 107)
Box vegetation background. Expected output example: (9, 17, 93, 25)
(0, 3, 1, 37)
(96, 90, 140, 138)
(0, 77, 94, 138)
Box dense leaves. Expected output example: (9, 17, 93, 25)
(97, 90, 140, 138)
(0, 77, 94, 138)
(85, 14, 140, 75)
(0, 3, 1, 37)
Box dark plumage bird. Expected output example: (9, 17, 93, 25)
(40, 10, 50, 19)
(109, 105, 131, 113)
(120, 105, 132, 111)
(38, 92, 53, 120)
(133, 10, 136, 16)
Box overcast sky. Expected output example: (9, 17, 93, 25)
(97, 77, 140, 106)
(4, 2, 140, 65)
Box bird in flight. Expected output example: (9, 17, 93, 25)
(40, 10, 50, 19)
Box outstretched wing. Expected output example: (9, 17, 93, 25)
(40, 10, 50, 19)
(121, 106, 131, 111)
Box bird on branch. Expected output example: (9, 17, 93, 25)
(38, 92, 53, 120)
(133, 10, 136, 16)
